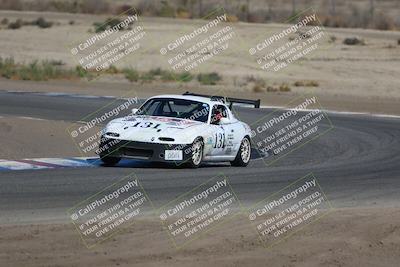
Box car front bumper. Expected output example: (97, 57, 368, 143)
(98, 137, 192, 163)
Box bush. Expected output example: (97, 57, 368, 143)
(1, 18, 8, 25)
(140, 72, 155, 82)
(343, 37, 365, 46)
(123, 68, 139, 82)
(158, 2, 175, 18)
(252, 84, 264, 93)
(279, 83, 291, 92)
(7, 19, 22, 29)
(105, 65, 119, 74)
(176, 7, 190, 19)
(93, 18, 124, 33)
(35, 17, 53, 28)
(294, 80, 319, 87)
(149, 68, 163, 76)
(0, 57, 16, 78)
(197, 72, 221, 85)
(329, 35, 337, 43)
(75, 66, 89, 78)
(226, 15, 239, 23)
(266, 85, 278, 92)
(178, 71, 193, 82)
(161, 71, 175, 81)
(374, 12, 396, 31)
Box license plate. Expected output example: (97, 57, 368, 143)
(165, 150, 183, 161)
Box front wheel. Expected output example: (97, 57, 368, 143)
(231, 137, 251, 167)
(186, 138, 203, 168)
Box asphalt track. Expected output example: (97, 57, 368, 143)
(0, 90, 399, 224)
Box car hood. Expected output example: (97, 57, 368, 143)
(103, 115, 206, 143)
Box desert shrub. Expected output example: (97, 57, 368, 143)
(47, 1, 80, 13)
(48, 59, 65, 66)
(0, 57, 16, 78)
(0, 57, 89, 80)
(374, 12, 396, 31)
(252, 84, 264, 93)
(7, 19, 22, 29)
(19, 61, 44, 80)
(160, 70, 175, 81)
(140, 71, 155, 82)
(149, 68, 163, 76)
(320, 15, 348, 28)
(294, 80, 319, 87)
(105, 65, 119, 74)
(329, 35, 337, 43)
(158, 2, 175, 18)
(178, 71, 193, 82)
(75, 65, 89, 78)
(16, 60, 69, 81)
(123, 68, 139, 82)
(398, 39, 400, 46)
(93, 17, 126, 33)
(176, 7, 190, 19)
(69, 20, 75, 25)
(35, 17, 53, 28)
(279, 83, 291, 92)
(343, 37, 365, 45)
(245, 75, 257, 83)
(266, 85, 278, 92)
(93, 22, 106, 33)
(247, 11, 266, 23)
(1, 18, 8, 25)
(226, 14, 239, 23)
(246, 75, 266, 92)
(197, 72, 221, 85)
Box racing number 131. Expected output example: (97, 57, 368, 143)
(132, 121, 161, 129)
(214, 132, 225, 148)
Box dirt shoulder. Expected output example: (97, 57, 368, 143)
(0, 207, 399, 267)
(0, 116, 92, 159)
(1, 79, 400, 116)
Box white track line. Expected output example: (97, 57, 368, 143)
(260, 105, 400, 119)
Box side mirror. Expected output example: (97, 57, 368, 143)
(131, 108, 139, 115)
(219, 117, 230, 124)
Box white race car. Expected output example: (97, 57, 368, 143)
(99, 92, 260, 168)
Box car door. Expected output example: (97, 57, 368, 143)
(218, 105, 240, 156)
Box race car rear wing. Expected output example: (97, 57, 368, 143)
(183, 92, 261, 109)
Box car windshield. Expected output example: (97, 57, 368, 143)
(137, 98, 210, 123)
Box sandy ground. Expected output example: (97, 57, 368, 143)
(0, 208, 399, 267)
(1, 78, 400, 116)
(0, 10, 399, 115)
(0, 116, 94, 159)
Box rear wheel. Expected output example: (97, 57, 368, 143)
(101, 156, 121, 166)
(186, 138, 203, 168)
(231, 137, 251, 167)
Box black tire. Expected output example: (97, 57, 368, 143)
(231, 136, 251, 167)
(186, 138, 203, 168)
(101, 156, 121, 166)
